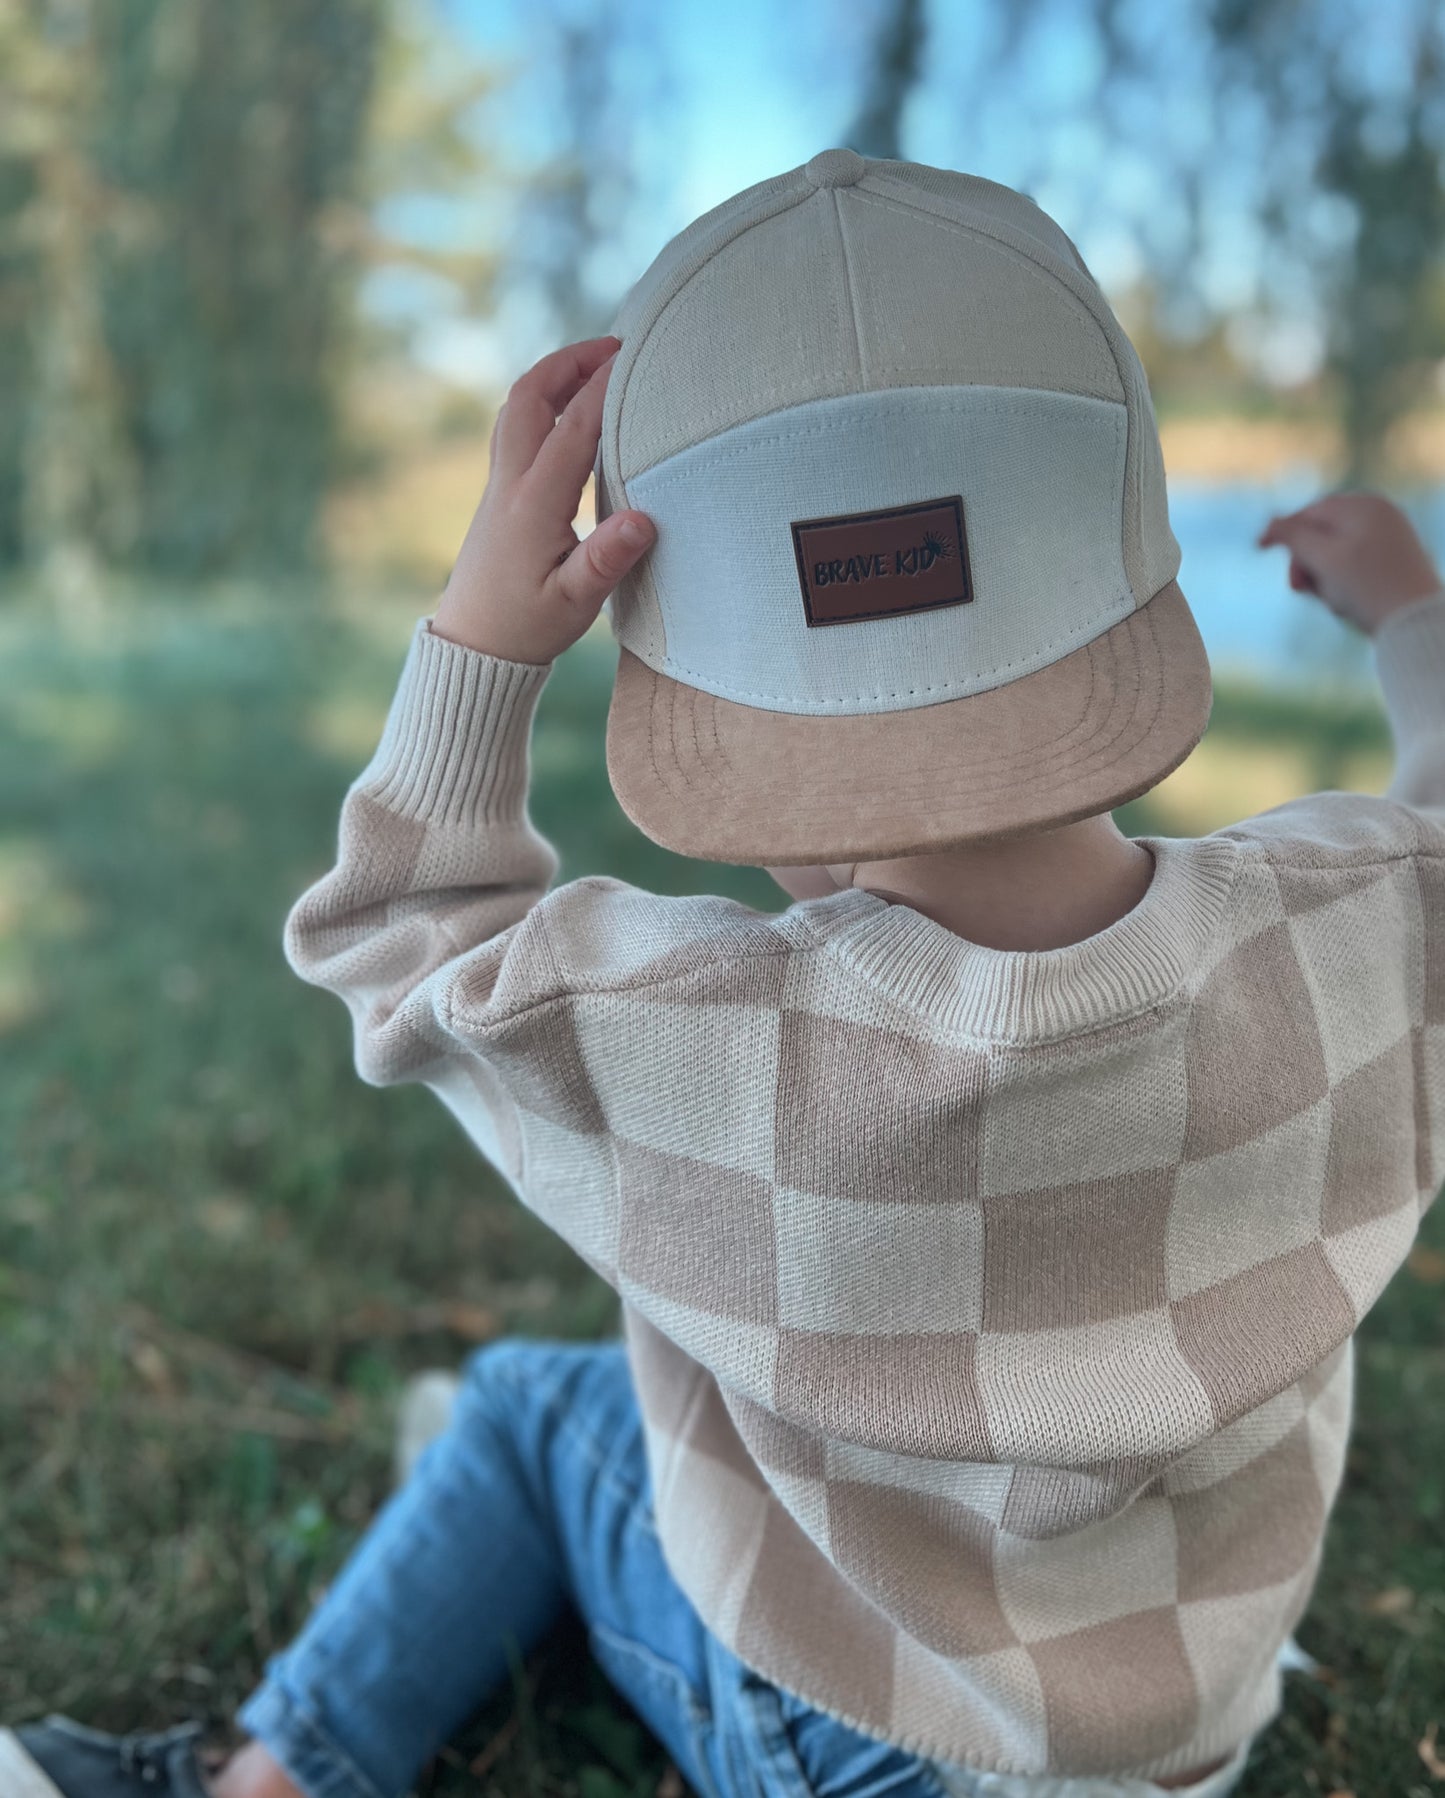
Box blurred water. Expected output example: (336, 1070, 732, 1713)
(1171, 474, 1445, 693)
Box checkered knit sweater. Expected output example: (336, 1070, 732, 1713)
(282, 591, 1445, 1783)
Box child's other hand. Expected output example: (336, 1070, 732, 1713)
(430, 335, 656, 664)
(1256, 490, 1442, 637)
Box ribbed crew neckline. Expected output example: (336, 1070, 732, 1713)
(796, 831, 1245, 1044)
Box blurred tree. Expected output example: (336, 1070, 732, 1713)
(91, 0, 383, 580)
(1205, 0, 1445, 486)
(0, 0, 141, 622)
(829, 0, 1445, 487)
(498, 0, 671, 356)
(844, 0, 927, 162)
(0, 0, 520, 593)
(0, 0, 384, 591)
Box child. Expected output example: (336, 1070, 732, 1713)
(7, 151, 1445, 1798)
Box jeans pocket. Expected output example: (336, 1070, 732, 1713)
(727, 1664, 952, 1798)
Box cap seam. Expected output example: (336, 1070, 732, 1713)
(849, 182, 1128, 399)
(832, 187, 866, 380)
(620, 379, 1127, 486)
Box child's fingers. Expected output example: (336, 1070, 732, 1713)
(520, 349, 617, 519)
(546, 510, 655, 619)
(1288, 556, 1320, 595)
(491, 336, 620, 486)
(1257, 503, 1339, 549)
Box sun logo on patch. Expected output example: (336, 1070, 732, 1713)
(921, 531, 954, 564)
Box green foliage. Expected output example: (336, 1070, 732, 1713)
(1, 582, 1441, 1796)
(0, 0, 384, 581)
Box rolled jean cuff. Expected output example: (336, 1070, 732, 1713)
(237, 1676, 388, 1798)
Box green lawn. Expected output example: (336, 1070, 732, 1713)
(2, 580, 1441, 1798)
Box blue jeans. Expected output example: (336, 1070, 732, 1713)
(238, 1335, 957, 1798)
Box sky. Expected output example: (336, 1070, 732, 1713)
(371, 0, 1359, 395)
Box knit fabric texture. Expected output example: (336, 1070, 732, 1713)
(281, 591, 1445, 1783)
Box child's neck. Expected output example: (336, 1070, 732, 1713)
(833, 816, 1157, 952)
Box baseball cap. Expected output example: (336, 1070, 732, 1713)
(592, 148, 1212, 866)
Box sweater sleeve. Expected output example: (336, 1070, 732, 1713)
(280, 615, 782, 1244)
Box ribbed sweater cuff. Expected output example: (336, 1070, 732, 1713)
(1372, 587, 1445, 746)
(355, 616, 555, 826)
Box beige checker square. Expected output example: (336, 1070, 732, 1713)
(623, 1286, 780, 1405)
(734, 1501, 905, 1725)
(1187, 856, 1287, 988)
(977, 1311, 1215, 1463)
(1416, 853, 1445, 1024)
(774, 1007, 988, 1205)
(1027, 1607, 1201, 1773)
(1321, 1032, 1419, 1235)
(515, 1107, 621, 1280)
(1320, 1200, 1418, 1316)
(978, 1018, 1190, 1199)
(826, 1478, 1019, 1658)
(980, 1165, 1176, 1332)
(1166, 1100, 1329, 1300)
(774, 1328, 991, 1460)
(571, 993, 779, 1180)
(824, 1437, 1016, 1524)
(1286, 859, 1415, 1086)
(1171, 1419, 1324, 1603)
(1180, 920, 1332, 1163)
(995, 1495, 1178, 1643)
(891, 1635, 1048, 1768)
(616, 1136, 778, 1325)
(774, 1185, 985, 1335)
(480, 995, 610, 1135)
(1170, 1243, 1356, 1427)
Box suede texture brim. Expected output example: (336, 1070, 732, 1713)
(604, 579, 1213, 866)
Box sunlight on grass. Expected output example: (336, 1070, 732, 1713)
(0, 837, 92, 1032)
(9, 689, 130, 770)
(303, 694, 390, 764)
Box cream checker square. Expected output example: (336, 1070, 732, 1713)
(1165, 1098, 1328, 1300)
(979, 1018, 1190, 1200)
(978, 1312, 1215, 1463)
(516, 1109, 620, 1276)
(825, 1438, 1015, 1524)
(571, 994, 779, 1180)
(1287, 861, 1414, 1086)
(774, 1185, 984, 1335)
(891, 1635, 1047, 1766)
(994, 1495, 1178, 1641)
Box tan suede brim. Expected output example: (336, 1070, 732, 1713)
(604, 579, 1212, 866)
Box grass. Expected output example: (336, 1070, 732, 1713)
(1, 576, 1442, 1798)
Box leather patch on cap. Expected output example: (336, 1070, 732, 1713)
(790, 494, 973, 627)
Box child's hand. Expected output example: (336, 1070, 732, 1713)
(1257, 491, 1442, 637)
(430, 334, 656, 664)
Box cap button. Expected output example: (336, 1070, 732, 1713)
(805, 148, 867, 189)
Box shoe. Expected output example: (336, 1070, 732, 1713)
(0, 1717, 214, 1797)
(394, 1367, 461, 1486)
